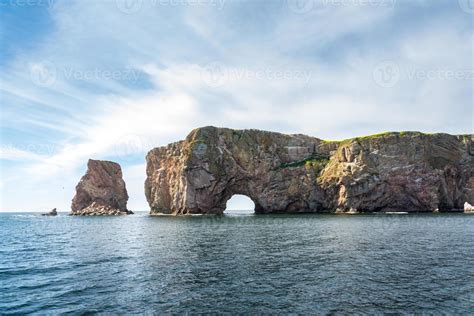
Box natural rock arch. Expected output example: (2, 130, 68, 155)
(145, 126, 330, 215)
(224, 194, 256, 213)
(145, 126, 474, 215)
(203, 179, 268, 214)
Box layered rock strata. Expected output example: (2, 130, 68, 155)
(71, 159, 133, 215)
(145, 127, 474, 215)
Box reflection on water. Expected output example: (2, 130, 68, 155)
(1, 212, 473, 314)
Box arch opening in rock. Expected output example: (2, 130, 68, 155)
(224, 194, 255, 215)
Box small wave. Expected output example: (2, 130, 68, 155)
(224, 213, 255, 217)
(384, 212, 409, 215)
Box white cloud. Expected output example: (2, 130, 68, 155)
(0, 146, 46, 162)
(25, 91, 200, 177)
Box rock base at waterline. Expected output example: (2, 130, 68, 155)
(70, 201, 134, 216)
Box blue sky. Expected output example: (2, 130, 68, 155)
(0, 0, 472, 212)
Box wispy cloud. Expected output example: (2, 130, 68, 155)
(0, 146, 47, 162)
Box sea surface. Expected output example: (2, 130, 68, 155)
(1, 211, 473, 314)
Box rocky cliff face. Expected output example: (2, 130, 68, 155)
(145, 127, 474, 215)
(71, 159, 132, 215)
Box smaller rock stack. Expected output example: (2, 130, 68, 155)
(42, 208, 57, 216)
(71, 159, 133, 216)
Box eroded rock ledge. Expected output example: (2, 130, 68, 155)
(145, 127, 474, 215)
(71, 159, 133, 216)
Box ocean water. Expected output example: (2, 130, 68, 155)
(1, 212, 473, 314)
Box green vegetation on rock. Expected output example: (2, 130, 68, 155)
(322, 131, 430, 146)
(305, 158, 330, 175)
(274, 153, 329, 170)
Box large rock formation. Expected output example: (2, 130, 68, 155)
(145, 127, 474, 215)
(71, 159, 133, 215)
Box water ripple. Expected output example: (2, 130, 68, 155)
(0, 212, 473, 314)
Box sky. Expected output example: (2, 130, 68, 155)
(0, 0, 472, 212)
